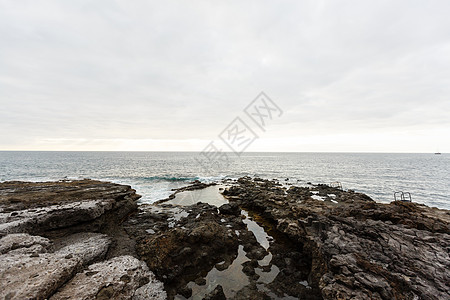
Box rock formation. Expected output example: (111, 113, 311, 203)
(0, 180, 166, 300)
(224, 177, 450, 300)
(1, 177, 449, 299)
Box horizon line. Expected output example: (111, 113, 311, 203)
(0, 150, 445, 154)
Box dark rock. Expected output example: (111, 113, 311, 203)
(245, 247, 267, 260)
(242, 261, 255, 275)
(195, 277, 207, 286)
(179, 247, 192, 256)
(203, 284, 226, 300)
(234, 284, 272, 300)
(222, 177, 450, 300)
(169, 180, 216, 194)
(179, 285, 192, 298)
(126, 202, 241, 299)
(215, 260, 230, 271)
(219, 202, 240, 215)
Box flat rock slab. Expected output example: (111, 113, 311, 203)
(0, 180, 140, 237)
(0, 233, 51, 254)
(0, 199, 116, 236)
(0, 180, 139, 210)
(0, 232, 111, 300)
(50, 255, 166, 300)
(0, 180, 164, 300)
(0, 251, 80, 300)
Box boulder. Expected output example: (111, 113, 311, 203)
(0, 232, 111, 300)
(203, 285, 226, 300)
(50, 255, 165, 300)
(219, 202, 240, 216)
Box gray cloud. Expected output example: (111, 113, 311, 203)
(0, 0, 449, 151)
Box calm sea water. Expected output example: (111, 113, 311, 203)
(0, 151, 448, 210)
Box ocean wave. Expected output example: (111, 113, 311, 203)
(139, 175, 230, 183)
(196, 174, 229, 183)
(141, 176, 200, 182)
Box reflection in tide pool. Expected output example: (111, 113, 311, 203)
(181, 208, 285, 299)
(187, 245, 250, 299)
(165, 185, 229, 207)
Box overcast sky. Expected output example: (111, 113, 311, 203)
(0, 0, 449, 152)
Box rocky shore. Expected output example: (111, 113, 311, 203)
(222, 178, 450, 299)
(0, 180, 166, 300)
(1, 178, 449, 299)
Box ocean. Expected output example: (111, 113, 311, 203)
(0, 151, 448, 210)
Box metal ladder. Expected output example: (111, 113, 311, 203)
(394, 191, 412, 202)
(330, 181, 343, 190)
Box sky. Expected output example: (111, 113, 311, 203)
(0, 0, 449, 152)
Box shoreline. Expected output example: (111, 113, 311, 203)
(3, 174, 449, 211)
(1, 178, 449, 299)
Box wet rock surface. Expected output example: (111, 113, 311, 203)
(124, 202, 242, 298)
(126, 186, 317, 299)
(0, 180, 166, 300)
(225, 177, 450, 300)
(2, 177, 449, 299)
(156, 180, 218, 203)
(0, 180, 140, 237)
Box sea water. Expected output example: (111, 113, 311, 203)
(0, 151, 448, 209)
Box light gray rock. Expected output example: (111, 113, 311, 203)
(55, 232, 111, 266)
(0, 199, 115, 236)
(133, 281, 167, 300)
(0, 232, 111, 300)
(0, 180, 145, 300)
(0, 250, 81, 300)
(51, 255, 166, 300)
(0, 233, 51, 254)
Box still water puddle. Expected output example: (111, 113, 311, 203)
(166, 186, 308, 299)
(186, 245, 250, 299)
(165, 185, 229, 207)
(242, 210, 270, 249)
(179, 209, 283, 299)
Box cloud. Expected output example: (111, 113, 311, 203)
(0, 0, 449, 151)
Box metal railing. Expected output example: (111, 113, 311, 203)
(394, 191, 412, 202)
(330, 181, 343, 190)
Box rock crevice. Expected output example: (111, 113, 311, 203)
(224, 177, 450, 300)
(1, 177, 449, 300)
